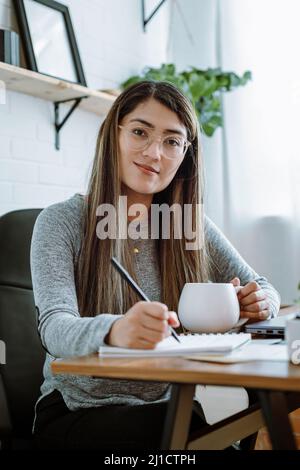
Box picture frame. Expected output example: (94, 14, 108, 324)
(13, 0, 87, 86)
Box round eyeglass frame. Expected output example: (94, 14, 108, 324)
(118, 125, 191, 159)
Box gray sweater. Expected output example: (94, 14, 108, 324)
(30, 193, 280, 417)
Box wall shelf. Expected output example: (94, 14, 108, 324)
(0, 62, 116, 148)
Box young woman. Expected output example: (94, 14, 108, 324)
(31, 81, 280, 450)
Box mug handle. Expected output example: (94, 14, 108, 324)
(234, 285, 243, 294)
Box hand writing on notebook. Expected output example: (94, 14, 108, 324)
(230, 278, 269, 320)
(106, 301, 180, 349)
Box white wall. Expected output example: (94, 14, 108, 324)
(0, 0, 170, 215)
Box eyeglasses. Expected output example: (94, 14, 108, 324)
(118, 125, 191, 160)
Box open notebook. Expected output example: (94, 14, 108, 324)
(98, 333, 251, 357)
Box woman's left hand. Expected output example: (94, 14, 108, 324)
(230, 277, 270, 320)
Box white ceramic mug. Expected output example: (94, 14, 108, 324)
(285, 315, 300, 365)
(178, 283, 240, 333)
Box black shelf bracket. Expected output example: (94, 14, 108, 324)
(54, 96, 88, 150)
(142, 0, 167, 32)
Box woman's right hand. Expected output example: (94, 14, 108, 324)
(105, 301, 180, 349)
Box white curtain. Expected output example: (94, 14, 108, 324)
(217, 0, 300, 304)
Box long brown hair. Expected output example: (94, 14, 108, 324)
(76, 81, 211, 317)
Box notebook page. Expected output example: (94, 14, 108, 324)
(186, 343, 288, 363)
(99, 333, 251, 357)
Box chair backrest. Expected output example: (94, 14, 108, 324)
(0, 209, 45, 439)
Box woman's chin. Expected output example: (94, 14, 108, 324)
(124, 182, 158, 195)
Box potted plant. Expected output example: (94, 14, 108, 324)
(121, 63, 251, 137)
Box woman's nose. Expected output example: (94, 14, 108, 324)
(142, 139, 162, 159)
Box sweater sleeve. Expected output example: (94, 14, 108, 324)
(30, 204, 122, 359)
(204, 215, 281, 318)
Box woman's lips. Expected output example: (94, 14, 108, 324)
(134, 162, 159, 175)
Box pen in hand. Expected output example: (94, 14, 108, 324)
(111, 257, 181, 343)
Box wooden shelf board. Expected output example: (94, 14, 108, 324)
(0, 61, 115, 115)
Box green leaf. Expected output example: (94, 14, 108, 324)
(121, 76, 142, 89)
(196, 67, 221, 78)
(210, 97, 221, 111)
(216, 74, 231, 90)
(202, 77, 219, 96)
(200, 112, 223, 136)
(235, 71, 252, 87)
(188, 73, 207, 101)
(144, 69, 163, 81)
(201, 122, 217, 137)
(161, 63, 176, 76)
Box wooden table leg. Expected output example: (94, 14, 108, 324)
(258, 390, 297, 450)
(161, 383, 195, 450)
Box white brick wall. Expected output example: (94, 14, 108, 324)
(0, 159, 39, 183)
(0, 0, 169, 215)
(0, 135, 10, 157)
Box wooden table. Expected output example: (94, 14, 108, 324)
(51, 351, 300, 450)
(52, 305, 300, 450)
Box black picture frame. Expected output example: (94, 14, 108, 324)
(13, 0, 87, 86)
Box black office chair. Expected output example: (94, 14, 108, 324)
(0, 209, 45, 450)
